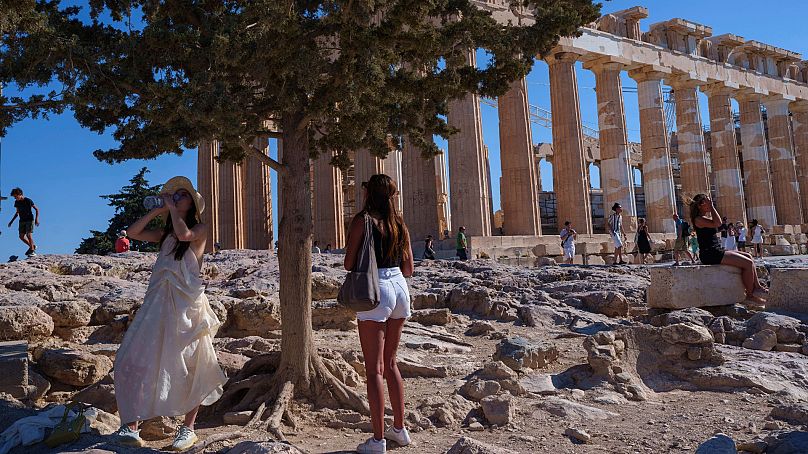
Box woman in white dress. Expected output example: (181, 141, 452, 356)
(113, 176, 226, 450)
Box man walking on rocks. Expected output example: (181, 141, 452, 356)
(8, 187, 40, 257)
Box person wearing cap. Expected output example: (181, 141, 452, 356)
(112, 176, 226, 451)
(115, 230, 130, 253)
(607, 202, 627, 265)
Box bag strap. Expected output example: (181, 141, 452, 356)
(354, 213, 376, 273)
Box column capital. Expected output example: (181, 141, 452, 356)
(627, 65, 670, 82)
(700, 81, 740, 97)
(790, 100, 808, 113)
(581, 56, 630, 72)
(665, 76, 705, 90)
(734, 88, 768, 102)
(544, 50, 585, 65)
(762, 93, 797, 109)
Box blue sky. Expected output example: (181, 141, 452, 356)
(2, 0, 806, 257)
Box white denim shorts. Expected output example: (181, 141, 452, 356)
(356, 267, 411, 322)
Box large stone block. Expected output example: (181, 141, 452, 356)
(532, 243, 562, 257)
(765, 244, 798, 256)
(647, 266, 746, 309)
(768, 268, 808, 314)
(0, 341, 27, 392)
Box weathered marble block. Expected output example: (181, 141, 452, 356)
(768, 268, 808, 314)
(648, 266, 746, 309)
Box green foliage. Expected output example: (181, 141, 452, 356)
(75, 167, 163, 255)
(1, 0, 601, 164)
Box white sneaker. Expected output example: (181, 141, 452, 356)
(384, 426, 411, 447)
(357, 436, 386, 453)
(113, 425, 145, 447)
(171, 425, 198, 451)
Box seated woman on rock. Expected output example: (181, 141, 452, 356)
(112, 176, 227, 450)
(688, 193, 767, 306)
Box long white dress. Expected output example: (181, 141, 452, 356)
(114, 235, 227, 424)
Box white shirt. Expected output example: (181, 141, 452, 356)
(608, 213, 622, 234)
(560, 228, 575, 248)
(738, 227, 748, 241)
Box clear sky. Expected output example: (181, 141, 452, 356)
(2, 0, 806, 258)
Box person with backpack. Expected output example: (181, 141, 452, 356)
(672, 213, 696, 265)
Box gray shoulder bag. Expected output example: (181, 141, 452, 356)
(337, 213, 381, 312)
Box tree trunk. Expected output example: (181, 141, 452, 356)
(214, 115, 368, 437)
(277, 115, 316, 384)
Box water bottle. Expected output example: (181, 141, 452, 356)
(143, 195, 164, 210)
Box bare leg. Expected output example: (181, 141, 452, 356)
(721, 251, 764, 304)
(358, 320, 386, 441)
(184, 405, 200, 429)
(18, 233, 31, 248)
(127, 421, 139, 430)
(26, 233, 35, 250)
(383, 318, 406, 430)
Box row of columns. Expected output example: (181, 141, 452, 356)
(204, 52, 808, 250)
(197, 140, 273, 253)
(545, 51, 806, 234)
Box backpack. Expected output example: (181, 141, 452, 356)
(680, 221, 691, 238)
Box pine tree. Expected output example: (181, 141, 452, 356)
(76, 168, 163, 254)
(2, 0, 601, 436)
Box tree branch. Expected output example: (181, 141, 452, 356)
(241, 142, 285, 173)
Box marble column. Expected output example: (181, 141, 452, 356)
(791, 101, 808, 221)
(546, 52, 593, 233)
(497, 77, 542, 235)
(737, 93, 777, 227)
(218, 159, 245, 250)
(764, 96, 803, 225)
(243, 138, 272, 250)
(629, 69, 676, 233)
(312, 150, 346, 248)
(435, 151, 451, 235)
(198, 140, 220, 252)
(590, 61, 637, 230)
(671, 79, 711, 196)
(447, 49, 492, 236)
(382, 148, 403, 212)
(704, 85, 747, 225)
(402, 136, 441, 242)
(353, 148, 385, 211)
(497, 78, 541, 235)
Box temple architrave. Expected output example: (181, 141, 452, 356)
(199, 4, 808, 259)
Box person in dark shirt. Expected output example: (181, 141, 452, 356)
(7, 188, 40, 256)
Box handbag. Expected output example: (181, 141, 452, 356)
(44, 401, 89, 448)
(337, 213, 381, 312)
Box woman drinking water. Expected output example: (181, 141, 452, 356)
(113, 176, 226, 450)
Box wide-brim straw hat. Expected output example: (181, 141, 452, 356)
(161, 176, 205, 221)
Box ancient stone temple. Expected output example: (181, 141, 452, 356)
(201, 3, 808, 260)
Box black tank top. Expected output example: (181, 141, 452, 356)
(695, 224, 724, 256)
(372, 222, 402, 269)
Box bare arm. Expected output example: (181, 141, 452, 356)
(401, 226, 414, 278)
(33, 205, 40, 225)
(7, 210, 17, 227)
(127, 206, 168, 243)
(167, 198, 204, 242)
(343, 214, 365, 271)
(694, 199, 723, 229)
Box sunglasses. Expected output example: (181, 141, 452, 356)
(173, 191, 190, 202)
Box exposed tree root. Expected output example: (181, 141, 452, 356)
(186, 431, 246, 454)
(217, 350, 370, 438)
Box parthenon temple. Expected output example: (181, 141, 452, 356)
(197, 3, 808, 258)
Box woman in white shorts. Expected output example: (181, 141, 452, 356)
(344, 174, 414, 454)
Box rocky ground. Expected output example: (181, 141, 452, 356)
(2, 251, 808, 453)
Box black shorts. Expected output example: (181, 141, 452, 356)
(699, 250, 725, 265)
(18, 221, 33, 235)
